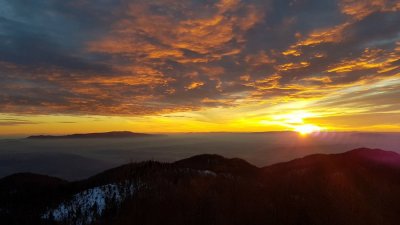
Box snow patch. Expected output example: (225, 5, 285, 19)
(42, 181, 141, 225)
(198, 170, 217, 177)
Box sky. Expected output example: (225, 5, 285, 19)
(0, 0, 399, 135)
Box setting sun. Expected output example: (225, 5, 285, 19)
(261, 110, 325, 134)
(294, 124, 321, 135)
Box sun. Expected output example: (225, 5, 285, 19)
(294, 124, 321, 135)
(259, 110, 324, 135)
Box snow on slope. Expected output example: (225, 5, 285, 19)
(198, 170, 217, 176)
(41, 169, 218, 225)
(42, 181, 141, 225)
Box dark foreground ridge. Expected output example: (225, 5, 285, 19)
(1, 148, 400, 225)
(26, 131, 156, 139)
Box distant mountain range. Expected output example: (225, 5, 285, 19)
(26, 131, 157, 139)
(1, 148, 400, 225)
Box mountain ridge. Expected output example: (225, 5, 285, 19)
(2, 147, 400, 225)
(26, 131, 157, 139)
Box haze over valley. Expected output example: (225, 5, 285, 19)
(1, 131, 399, 180)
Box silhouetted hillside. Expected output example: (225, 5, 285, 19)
(1, 148, 400, 225)
(0, 173, 67, 225)
(0, 173, 67, 194)
(261, 148, 400, 225)
(174, 154, 260, 177)
(0, 152, 114, 180)
(26, 131, 156, 139)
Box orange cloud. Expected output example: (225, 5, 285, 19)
(185, 81, 205, 90)
(282, 49, 301, 56)
(302, 76, 333, 84)
(276, 61, 310, 71)
(245, 51, 276, 66)
(240, 74, 251, 82)
(327, 47, 399, 73)
(88, 0, 263, 63)
(339, 0, 400, 20)
(242, 74, 281, 91)
(283, 23, 349, 57)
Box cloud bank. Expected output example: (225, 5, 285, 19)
(0, 0, 399, 125)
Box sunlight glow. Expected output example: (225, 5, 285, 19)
(273, 111, 316, 124)
(263, 110, 325, 134)
(294, 124, 321, 135)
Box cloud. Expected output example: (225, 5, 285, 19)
(0, 0, 399, 125)
(301, 76, 333, 84)
(276, 62, 310, 71)
(339, 0, 400, 20)
(327, 47, 399, 73)
(0, 118, 37, 126)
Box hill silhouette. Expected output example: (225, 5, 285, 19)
(1, 148, 400, 225)
(26, 131, 156, 139)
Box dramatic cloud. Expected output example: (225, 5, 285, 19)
(0, 0, 399, 132)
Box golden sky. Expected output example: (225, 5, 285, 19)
(0, 0, 399, 135)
